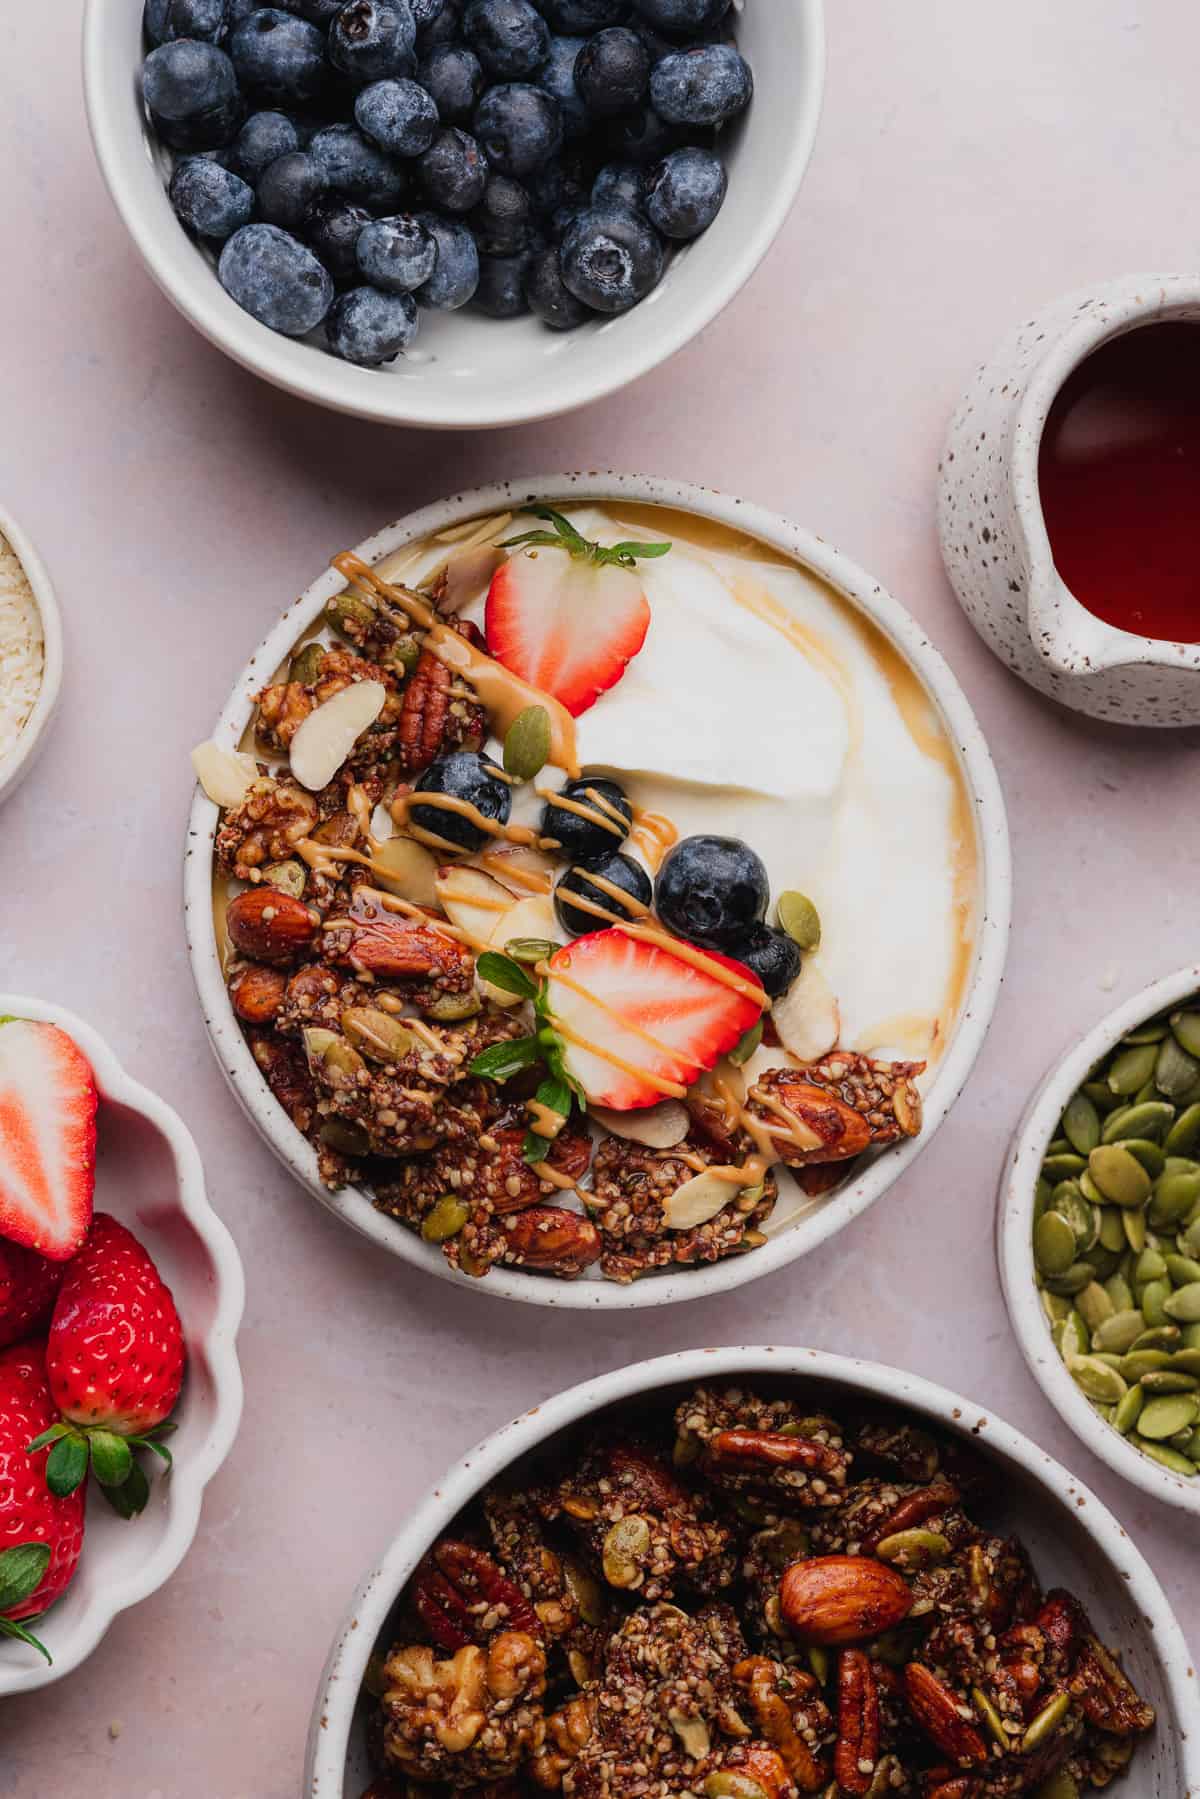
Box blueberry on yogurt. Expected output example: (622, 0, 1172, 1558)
(654, 834, 769, 951)
(218, 221, 334, 332)
(326, 284, 418, 362)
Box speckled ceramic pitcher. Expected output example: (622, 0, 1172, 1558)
(938, 274, 1200, 726)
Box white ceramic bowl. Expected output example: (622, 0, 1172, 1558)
(184, 472, 1010, 1308)
(0, 996, 245, 1695)
(306, 1344, 1200, 1799)
(82, 2, 824, 430)
(0, 506, 63, 810)
(1000, 964, 1200, 1517)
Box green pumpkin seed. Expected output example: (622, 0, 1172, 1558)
(1088, 1146, 1152, 1208)
(1120, 1350, 1172, 1383)
(503, 705, 552, 782)
(1165, 1103, 1200, 1157)
(1167, 1347, 1200, 1375)
(383, 634, 421, 675)
(289, 639, 326, 684)
(1041, 1151, 1087, 1181)
(1034, 1211, 1078, 1277)
(970, 1686, 1010, 1751)
(1149, 1172, 1200, 1228)
(1180, 1216, 1200, 1258)
(318, 1117, 371, 1157)
(1033, 1175, 1053, 1220)
(1142, 1278, 1171, 1326)
(874, 1527, 950, 1570)
(1164, 1281, 1200, 1323)
(505, 937, 558, 964)
(1172, 1011, 1200, 1058)
(777, 891, 821, 952)
(421, 1195, 469, 1242)
(1180, 1426, 1200, 1460)
(1092, 1310, 1146, 1355)
(1139, 1370, 1200, 1394)
(262, 858, 307, 899)
(1041, 1291, 1072, 1326)
(1134, 1247, 1168, 1286)
(1122, 1020, 1171, 1046)
(1031, 1770, 1080, 1799)
(1082, 1080, 1120, 1114)
(424, 990, 483, 1022)
(1102, 1272, 1134, 1312)
(1067, 1355, 1127, 1404)
(1054, 1313, 1090, 1360)
(1156, 1035, 1200, 1102)
(1136, 1393, 1200, 1439)
(1130, 1325, 1180, 1352)
(1122, 1209, 1147, 1253)
(1134, 1078, 1161, 1105)
(1092, 1187, 1122, 1231)
(1107, 1044, 1160, 1096)
(326, 591, 375, 637)
(1113, 1382, 1146, 1435)
(1132, 1437, 1198, 1476)
(1062, 1091, 1101, 1155)
(1046, 1137, 1071, 1155)
(1044, 1262, 1096, 1296)
(342, 1007, 417, 1064)
(1102, 1100, 1175, 1144)
(1021, 1690, 1072, 1755)
(1053, 1186, 1098, 1252)
(1166, 1254, 1200, 1287)
(1121, 1139, 1166, 1179)
(1082, 1243, 1121, 1280)
(1076, 1282, 1114, 1331)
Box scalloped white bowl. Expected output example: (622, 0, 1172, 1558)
(0, 506, 63, 811)
(306, 1346, 1200, 1799)
(185, 472, 1010, 1308)
(1000, 964, 1200, 1516)
(83, 0, 824, 429)
(0, 996, 245, 1695)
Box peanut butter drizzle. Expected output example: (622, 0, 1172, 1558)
(617, 923, 767, 1009)
(546, 964, 693, 1065)
(629, 808, 678, 872)
(536, 785, 627, 838)
(333, 551, 580, 776)
(390, 789, 546, 858)
(576, 867, 652, 916)
(526, 1099, 567, 1142)
(552, 1018, 689, 1100)
(528, 1160, 580, 1192)
(476, 851, 553, 895)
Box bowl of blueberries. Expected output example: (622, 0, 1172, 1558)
(83, 0, 824, 428)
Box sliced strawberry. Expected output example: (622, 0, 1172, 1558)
(485, 509, 667, 717)
(0, 1241, 67, 1352)
(545, 929, 764, 1111)
(0, 1022, 96, 1261)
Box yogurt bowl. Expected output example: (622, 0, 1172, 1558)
(185, 473, 1010, 1307)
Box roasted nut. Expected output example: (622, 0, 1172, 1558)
(711, 1428, 847, 1476)
(326, 913, 472, 984)
(668, 1709, 711, 1761)
(503, 1208, 601, 1275)
(732, 1657, 827, 1792)
(779, 1556, 913, 1646)
(835, 1650, 880, 1796)
(601, 1515, 652, 1588)
(319, 1118, 371, 1157)
(227, 886, 319, 963)
(903, 1663, 988, 1767)
(342, 1006, 419, 1063)
(229, 963, 287, 1024)
(303, 1027, 367, 1090)
(398, 649, 453, 772)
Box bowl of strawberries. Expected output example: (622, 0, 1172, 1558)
(0, 998, 244, 1692)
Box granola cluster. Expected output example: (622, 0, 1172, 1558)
(365, 1384, 1155, 1799)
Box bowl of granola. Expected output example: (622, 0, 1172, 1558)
(305, 1345, 1196, 1799)
(185, 473, 1009, 1306)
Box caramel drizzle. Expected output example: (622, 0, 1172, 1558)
(546, 965, 692, 1066)
(476, 851, 553, 895)
(536, 784, 628, 839)
(552, 1019, 689, 1100)
(527, 1099, 567, 1142)
(629, 808, 678, 872)
(390, 789, 546, 858)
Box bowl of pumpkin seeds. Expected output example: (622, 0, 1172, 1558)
(1001, 964, 1200, 1511)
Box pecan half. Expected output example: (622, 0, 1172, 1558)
(501, 1208, 601, 1276)
(248, 1030, 316, 1130)
(861, 1478, 960, 1551)
(835, 1650, 880, 1797)
(229, 963, 288, 1024)
(733, 1657, 827, 1793)
(324, 913, 473, 985)
(903, 1664, 988, 1768)
(227, 887, 320, 963)
(413, 1540, 541, 1651)
(710, 1428, 848, 1476)
(925, 1780, 982, 1799)
(1069, 1634, 1155, 1736)
(398, 648, 452, 772)
(780, 1556, 914, 1646)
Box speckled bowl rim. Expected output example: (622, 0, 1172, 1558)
(0, 506, 64, 810)
(304, 1343, 1200, 1798)
(184, 471, 1011, 1310)
(999, 963, 1200, 1516)
(0, 995, 245, 1696)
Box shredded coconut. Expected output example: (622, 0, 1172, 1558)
(0, 532, 44, 765)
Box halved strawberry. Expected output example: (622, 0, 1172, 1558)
(0, 1022, 96, 1261)
(485, 508, 667, 718)
(545, 929, 764, 1111)
(0, 1241, 67, 1352)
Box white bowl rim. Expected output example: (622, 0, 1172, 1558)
(999, 962, 1200, 1516)
(81, 2, 826, 431)
(305, 1342, 1200, 1797)
(0, 994, 246, 1696)
(0, 505, 64, 808)
(184, 470, 1011, 1310)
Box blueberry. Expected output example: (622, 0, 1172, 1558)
(542, 0, 628, 28)
(558, 203, 662, 311)
(644, 144, 724, 237)
(326, 284, 418, 361)
(142, 40, 243, 149)
(356, 77, 440, 154)
(591, 160, 644, 212)
(305, 193, 371, 279)
(535, 35, 588, 139)
(524, 243, 592, 327)
(356, 212, 438, 289)
(471, 172, 534, 253)
(256, 148, 327, 229)
(218, 222, 334, 332)
(409, 0, 447, 27)
(144, 0, 230, 44)
(418, 43, 484, 122)
(463, 0, 549, 79)
(277, 0, 344, 19)
(524, 144, 593, 217)
(411, 752, 512, 850)
(226, 108, 301, 180)
(414, 211, 479, 305)
(228, 9, 327, 103)
(226, 0, 261, 19)
(474, 82, 562, 176)
(600, 101, 677, 165)
(540, 778, 631, 862)
(650, 43, 751, 127)
(418, 0, 461, 41)
(416, 126, 486, 210)
(654, 835, 769, 950)
(328, 0, 418, 85)
(471, 249, 536, 316)
(555, 854, 652, 937)
(169, 156, 255, 237)
(730, 924, 801, 1000)
(310, 122, 408, 208)
(574, 27, 648, 117)
(630, 0, 730, 30)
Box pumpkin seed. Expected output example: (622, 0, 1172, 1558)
(1139, 1370, 1199, 1394)
(1156, 1035, 1200, 1102)
(1119, 1350, 1171, 1381)
(1180, 1426, 1200, 1460)
(1183, 1323, 1200, 1349)
(1082, 1079, 1120, 1113)
(1062, 1091, 1101, 1155)
(1122, 1020, 1170, 1046)
(421, 1195, 469, 1242)
(262, 858, 307, 899)
(1132, 1437, 1197, 1475)
(1092, 1310, 1146, 1355)
(342, 1007, 417, 1064)
(1134, 1247, 1168, 1287)
(728, 1020, 763, 1067)
(1121, 1209, 1147, 1253)
(777, 891, 821, 952)
(1181, 1216, 1200, 1258)
(1034, 1211, 1078, 1277)
(424, 990, 483, 1021)
(1053, 1186, 1098, 1252)
(1102, 1272, 1134, 1312)
(1041, 1151, 1087, 1180)
(1165, 1103, 1200, 1157)
(1121, 1138, 1165, 1179)
(1041, 1291, 1073, 1326)
(1164, 1281, 1200, 1323)
(1134, 1077, 1161, 1105)
(383, 634, 421, 675)
(1094, 1193, 1123, 1239)
(1032, 1770, 1080, 1799)
(1136, 1394, 1200, 1440)
(1166, 1254, 1200, 1287)
(1047, 1137, 1071, 1155)
(1082, 1243, 1121, 1281)
(561, 1555, 606, 1626)
(503, 705, 552, 782)
(1102, 1100, 1174, 1143)
(1066, 1355, 1127, 1404)
(1044, 1262, 1096, 1296)
(1054, 1313, 1090, 1360)
(971, 1686, 1010, 1751)
(1088, 1146, 1151, 1208)
(1172, 1011, 1200, 1058)
(1167, 1347, 1200, 1375)
(1130, 1325, 1180, 1352)
(1149, 1171, 1200, 1228)
(1090, 1353, 1125, 1371)
(602, 1515, 651, 1587)
(1107, 1044, 1159, 1095)
(319, 1117, 371, 1157)
(1113, 1383, 1145, 1435)
(1076, 1282, 1114, 1332)
(874, 1528, 950, 1571)
(807, 1644, 831, 1684)
(289, 639, 326, 684)
(326, 591, 375, 636)
(1142, 1279, 1172, 1327)
(1021, 1690, 1072, 1754)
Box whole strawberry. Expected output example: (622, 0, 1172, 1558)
(31, 1215, 185, 1515)
(0, 1341, 86, 1661)
(0, 1242, 67, 1352)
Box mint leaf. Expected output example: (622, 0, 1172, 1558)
(535, 1075, 572, 1118)
(476, 951, 538, 1000)
(45, 1434, 88, 1498)
(0, 1544, 50, 1613)
(523, 1130, 548, 1164)
(469, 1036, 540, 1083)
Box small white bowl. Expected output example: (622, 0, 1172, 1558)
(184, 471, 1011, 1310)
(82, 1, 824, 430)
(306, 1345, 1200, 1799)
(1000, 965, 1200, 1517)
(0, 506, 63, 810)
(0, 996, 245, 1695)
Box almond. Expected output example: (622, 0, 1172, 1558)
(592, 1099, 690, 1150)
(226, 888, 319, 964)
(229, 964, 288, 1024)
(192, 740, 259, 809)
(289, 678, 386, 791)
(779, 1555, 913, 1646)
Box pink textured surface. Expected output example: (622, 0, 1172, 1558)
(3, 1, 1200, 1793)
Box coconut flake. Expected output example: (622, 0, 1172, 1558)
(289, 680, 386, 792)
(442, 540, 504, 614)
(772, 961, 840, 1062)
(192, 741, 259, 809)
(592, 1100, 689, 1149)
(663, 1169, 739, 1231)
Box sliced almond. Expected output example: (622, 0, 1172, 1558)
(371, 836, 438, 906)
(772, 960, 840, 1063)
(473, 841, 559, 897)
(442, 540, 504, 614)
(191, 741, 259, 809)
(663, 1169, 739, 1231)
(289, 680, 386, 792)
(592, 1100, 689, 1149)
(436, 863, 513, 947)
(667, 1711, 710, 1762)
(492, 893, 561, 959)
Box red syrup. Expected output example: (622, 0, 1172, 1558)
(1037, 322, 1200, 642)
